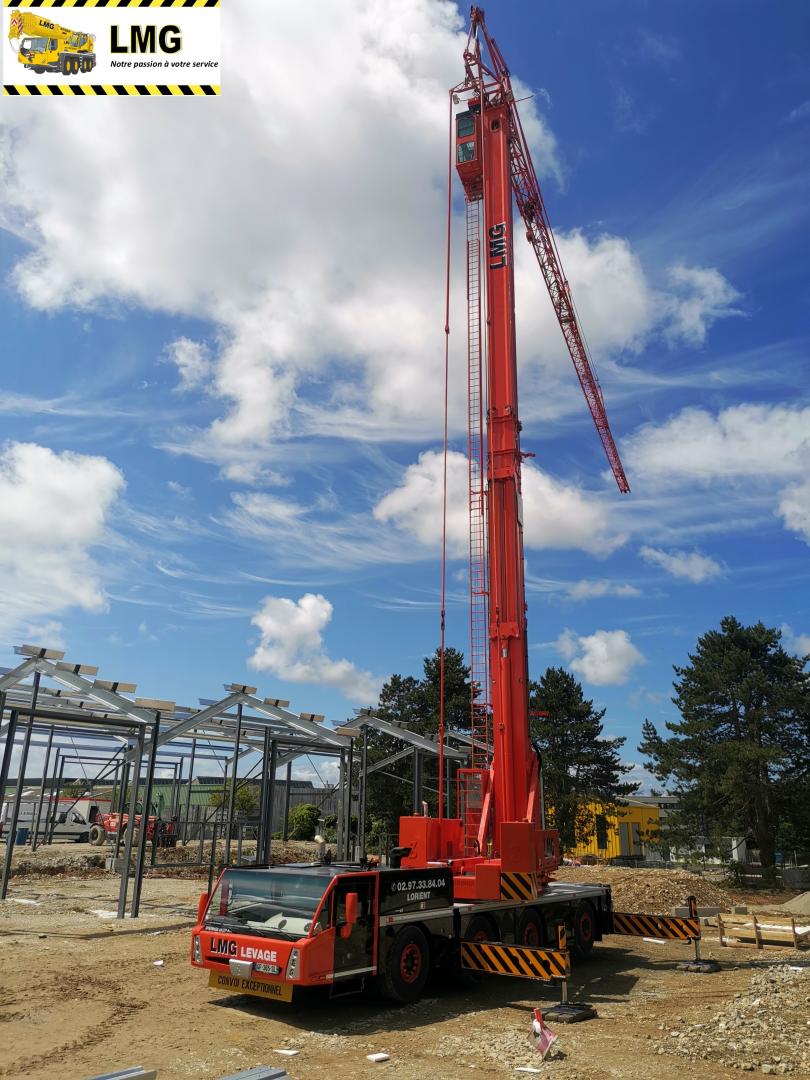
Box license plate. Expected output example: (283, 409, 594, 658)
(208, 969, 293, 1002)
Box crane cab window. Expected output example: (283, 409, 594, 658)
(457, 111, 476, 138)
(456, 110, 477, 163)
(22, 37, 48, 52)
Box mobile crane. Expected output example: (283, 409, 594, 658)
(190, 8, 631, 1005)
(8, 10, 96, 76)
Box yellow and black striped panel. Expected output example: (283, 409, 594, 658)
(499, 871, 537, 902)
(460, 940, 570, 981)
(3, 84, 219, 96)
(4, 1, 220, 9)
(612, 911, 701, 941)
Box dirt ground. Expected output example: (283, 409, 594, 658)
(1, 873, 808, 1080)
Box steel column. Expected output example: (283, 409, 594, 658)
(31, 724, 54, 851)
(282, 760, 292, 842)
(0, 710, 26, 898)
(224, 702, 243, 866)
(131, 713, 161, 917)
(116, 728, 144, 920)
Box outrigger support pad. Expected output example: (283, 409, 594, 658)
(541, 979, 597, 1024)
(677, 896, 721, 974)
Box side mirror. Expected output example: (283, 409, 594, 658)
(339, 891, 359, 939)
(197, 892, 209, 923)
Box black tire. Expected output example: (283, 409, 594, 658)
(380, 925, 430, 1004)
(33, 66, 45, 74)
(516, 907, 545, 948)
(464, 914, 498, 944)
(460, 915, 499, 981)
(572, 901, 597, 958)
(89, 824, 105, 846)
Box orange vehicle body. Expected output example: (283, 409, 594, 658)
(191, 864, 431, 1002)
(96, 810, 176, 844)
(191, 861, 610, 1004)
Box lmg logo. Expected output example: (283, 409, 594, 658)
(110, 24, 182, 55)
(488, 222, 507, 270)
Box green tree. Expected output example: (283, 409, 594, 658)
(208, 780, 259, 818)
(528, 667, 638, 852)
(639, 617, 810, 870)
(287, 803, 320, 841)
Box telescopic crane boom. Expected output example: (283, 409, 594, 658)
(464, 8, 630, 495)
(398, 6, 629, 903)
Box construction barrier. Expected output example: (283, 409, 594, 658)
(461, 939, 570, 981)
(610, 896, 720, 973)
(611, 910, 701, 941)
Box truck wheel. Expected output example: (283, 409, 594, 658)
(89, 824, 105, 846)
(572, 901, 596, 958)
(464, 914, 497, 944)
(33, 66, 45, 74)
(516, 908, 545, 948)
(381, 925, 430, 1004)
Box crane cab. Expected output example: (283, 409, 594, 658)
(455, 106, 483, 199)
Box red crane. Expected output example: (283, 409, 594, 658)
(190, 8, 634, 1008)
(399, 7, 629, 902)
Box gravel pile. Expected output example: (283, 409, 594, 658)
(780, 891, 810, 916)
(434, 1002, 561, 1071)
(554, 865, 736, 913)
(653, 964, 810, 1074)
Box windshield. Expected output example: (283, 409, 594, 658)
(205, 869, 331, 938)
(22, 37, 49, 52)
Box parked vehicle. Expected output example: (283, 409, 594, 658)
(88, 804, 178, 848)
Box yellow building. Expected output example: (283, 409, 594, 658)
(562, 796, 674, 862)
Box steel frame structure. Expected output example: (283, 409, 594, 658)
(0, 644, 352, 917)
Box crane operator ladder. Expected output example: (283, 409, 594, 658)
(465, 195, 490, 774)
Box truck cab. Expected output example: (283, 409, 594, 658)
(192, 862, 456, 1004)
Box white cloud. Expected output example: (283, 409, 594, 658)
(786, 100, 810, 124)
(556, 628, 645, 685)
(624, 403, 810, 546)
(0, 1, 739, 479)
(625, 404, 810, 483)
(0, 442, 125, 643)
(780, 623, 810, 658)
(167, 337, 212, 392)
(566, 580, 642, 600)
(374, 449, 626, 557)
(777, 477, 810, 544)
(248, 593, 382, 703)
(639, 545, 722, 583)
(663, 264, 742, 345)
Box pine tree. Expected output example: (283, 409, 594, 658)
(639, 617, 810, 869)
(528, 667, 638, 852)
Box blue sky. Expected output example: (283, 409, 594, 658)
(1, 1, 808, 788)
